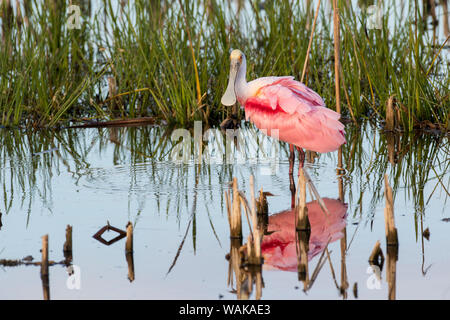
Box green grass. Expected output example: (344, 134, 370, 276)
(0, 0, 449, 130)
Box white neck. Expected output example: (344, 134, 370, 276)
(235, 57, 249, 105)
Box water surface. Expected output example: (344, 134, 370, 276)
(0, 123, 448, 299)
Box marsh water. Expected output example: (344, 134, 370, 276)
(0, 122, 448, 300)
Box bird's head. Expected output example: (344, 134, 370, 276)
(221, 49, 245, 106)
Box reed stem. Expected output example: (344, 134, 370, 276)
(41, 234, 50, 300)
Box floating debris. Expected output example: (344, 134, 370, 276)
(0, 259, 63, 267)
(0, 259, 28, 267)
(22, 255, 33, 262)
(68, 117, 156, 129)
(92, 222, 127, 246)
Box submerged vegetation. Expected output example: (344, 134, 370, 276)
(0, 0, 449, 130)
(1, 121, 448, 231)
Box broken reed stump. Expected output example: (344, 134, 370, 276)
(297, 229, 310, 283)
(384, 174, 398, 299)
(385, 97, 401, 164)
(339, 229, 349, 299)
(225, 183, 244, 296)
(368, 240, 385, 268)
(125, 222, 135, 281)
(227, 238, 243, 287)
(386, 243, 398, 300)
(385, 96, 401, 131)
(63, 225, 73, 264)
(126, 250, 135, 282)
(296, 169, 311, 282)
(247, 175, 262, 266)
(125, 222, 133, 254)
(353, 282, 358, 299)
(107, 76, 119, 115)
(296, 168, 311, 232)
(256, 188, 268, 216)
(306, 150, 318, 164)
(225, 176, 264, 300)
(41, 234, 50, 300)
(384, 175, 398, 248)
(254, 266, 263, 300)
(239, 264, 263, 300)
(385, 96, 396, 131)
(386, 133, 399, 165)
(227, 178, 242, 240)
(256, 188, 270, 236)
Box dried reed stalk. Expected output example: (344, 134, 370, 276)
(230, 178, 242, 239)
(386, 244, 398, 300)
(256, 188, 268, 215)
(63, 225, 73, 264)
(296, 168, 310, 231)
(385, 96, 397, 131)
(384, 175, 398, 246)
(125, 222, 133, 254)
(368, 240, 384, 265)
(332, 0, 341, 114)
(246, 175, 262, 266)
(41, 235, 50, 300)
(126, 250, 135, 282)
(301, 0, 322, 83)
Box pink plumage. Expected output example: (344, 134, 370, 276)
(221, 50, 346, 154)
(244, 78, 346, 153)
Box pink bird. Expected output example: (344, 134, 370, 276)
(261, 198, 347, 272)
(221, 49, 346, 170)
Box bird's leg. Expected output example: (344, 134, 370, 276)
(296, 147, 305, 173)
(289, 144, 296, 208)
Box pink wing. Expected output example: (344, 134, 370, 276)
(244, 78, 346, 153)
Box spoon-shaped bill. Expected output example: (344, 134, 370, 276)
(221, 59, 240, 106)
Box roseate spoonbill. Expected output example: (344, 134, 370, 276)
(261, 198, 347, 272)
(221, 49, 346, 190)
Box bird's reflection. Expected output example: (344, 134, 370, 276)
(261, 198, 347, 272)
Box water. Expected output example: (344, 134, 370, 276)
(0, 123, 448, 299)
